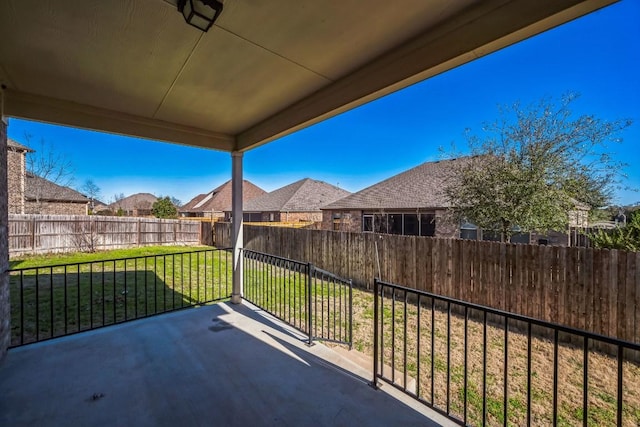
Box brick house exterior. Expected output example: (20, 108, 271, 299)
(322, 158, 465, 237)
(7, 139, 31, 214)
(226, 178, 350, 223)
(6, 139, 88, 215)
(1, 121, 9, 361)
(109, 193, 158, 217)
(181, 180, 266, 220)
(323, 157, 590, 243)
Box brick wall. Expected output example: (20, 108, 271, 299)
(7, 146, 25, 214)
(322, 209, 362, 232)
(25, 200, 88, 216)
(1, 119, 10, 361)
(434, 209, 459, 238)
(279, 211, 322, 223)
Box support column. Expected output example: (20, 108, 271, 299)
(0, 88, 10, 361)
(231, 151, 243, 304)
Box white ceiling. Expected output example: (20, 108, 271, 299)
(0, 0, 616, 152)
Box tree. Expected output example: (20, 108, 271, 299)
(110, 193, 126, 215)
(24, 135, 75, 212)
(81, 179, 101, 214)
(443, 93, 632, 241)
(170, 197, 182, 208)
(152, 196, 178, 219)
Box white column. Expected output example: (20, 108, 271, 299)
(231, 151, 243, 304)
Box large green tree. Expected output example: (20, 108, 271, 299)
(444, 94, 632, 241)
(152, 196, 178, 219)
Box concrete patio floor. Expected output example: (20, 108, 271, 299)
(0, 301, 453, 427)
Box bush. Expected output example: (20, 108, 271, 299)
(590, 211, 640, 251)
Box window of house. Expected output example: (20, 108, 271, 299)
(404, 214, 419, 236)
(269, 213, 275, 222)
(363, 214, 373, 232)
(388, 214, 403, 235)
(460, 220, 478, 240)
(420, 214, 436, 236)
(374, 214, 387, 234)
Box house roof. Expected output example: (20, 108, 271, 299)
(242, 178, 351, 213)
(323, 157, 476, 211)
(110, 193, 157, 211)
(180, 180, 266, 214)
(7, 138, 34, 153)
(25, 173, 89, 203)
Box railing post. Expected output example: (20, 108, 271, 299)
(371, 277, 379, 389)
(348, 279, 353, 350)
(307, 262, 313, 346)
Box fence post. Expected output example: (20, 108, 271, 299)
(371, 277, 379, 389)
(307, 262, 313, 346)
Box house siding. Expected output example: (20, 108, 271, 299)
(279, 211, 322, 223)
(434, 209, 458, 238)
(25, 200, 88, 216)
(322, 209, 362, 232)
(7, 147, 25, 214)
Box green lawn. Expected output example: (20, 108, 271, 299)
(9, 245, 212, 269)
(9, 246, 232, 346)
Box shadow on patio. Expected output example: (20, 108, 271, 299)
(0, 300, 452, 427)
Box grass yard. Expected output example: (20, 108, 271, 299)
(9, 246, 232, 346)
(9, 245, 212, 269)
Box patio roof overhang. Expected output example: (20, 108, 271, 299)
(0, 0, 616, 153)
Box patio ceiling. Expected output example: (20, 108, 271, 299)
(0, 0, 615, 153)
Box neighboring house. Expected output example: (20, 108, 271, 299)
(25, 173, 89, 215)
(110, 193, 158, 217)
(323, 157, 591, 244)
(568, 199, 590, 228)
(225, 178, 351, 223)
(7, 138, 89, 215)
(321, 158, 466, 237)
(180, 180, 265, 220)
(90, 200, 109, 215)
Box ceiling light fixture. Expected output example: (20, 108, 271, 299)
(178, 0, 224, 32)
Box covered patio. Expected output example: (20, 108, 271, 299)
(0, 301, 452, 426)
(0, 0, 620, 424)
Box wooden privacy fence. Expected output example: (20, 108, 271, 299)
(9, 214, 202, 256)
(215, 222, 639, 344)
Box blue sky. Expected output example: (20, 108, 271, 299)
(7, 0, 640, 206)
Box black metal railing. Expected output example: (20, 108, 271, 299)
(242, 249, 352, 347)
(9, 248, 232, 347)
(372, 278, 640, 427)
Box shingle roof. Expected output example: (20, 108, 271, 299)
(109, 193, 157, 211)
(243, 178, 351, 212)
(323, 157, 475, 210)
(7, 138, 33, 152)
(180, 193, 207, 211)
(25, 173, 89, 203)
(180, 180, 266, 214)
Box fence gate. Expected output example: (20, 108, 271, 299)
(242, 249, 352, 347)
